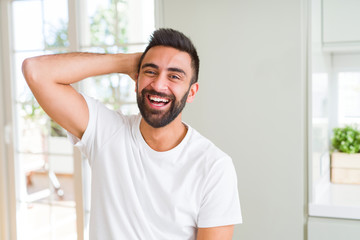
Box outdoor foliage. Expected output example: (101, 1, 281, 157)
(90, 0, 128, 46)
(22, 0, 130, 137)
(331, 125, 360, 154)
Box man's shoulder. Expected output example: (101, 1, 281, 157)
(187, 127, 231, 162)
(82, 94, 142, 135)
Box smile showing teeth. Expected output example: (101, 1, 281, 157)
(149, 95, 169, 103)
(147, 94, 171, 108)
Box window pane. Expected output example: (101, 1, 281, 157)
(81, 43, 146, 54)
(18, 152, 76, 239)
(82, 0, 117, 46)
(338, 72, 360, 124)
(17, 203, 51, 240)
(125, 43, 147, 53)
(43, 0, 69, 48)
(18, 203, 76, 240)
(312, 73, 330, 184)
(12, 0, 44, 51)
(16, 103, 48, 153)
(118, 74, 136, 102)
(312, 73, 329, 118)
(127, 0, 155, 43)
(81, 74, 137, 110)
(49, 154, 74, 174)
(80, 0, 154, 48)
(81, 74, 138, 113)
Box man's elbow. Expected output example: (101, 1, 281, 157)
(22, 57, 38, 85)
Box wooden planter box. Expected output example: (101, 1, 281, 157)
(331, 152, 360, 184)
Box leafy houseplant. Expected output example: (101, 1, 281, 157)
(331, 125, 360, 154)
(330, 125, 360, 184)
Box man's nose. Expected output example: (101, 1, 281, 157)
(150, 73, 168, 91)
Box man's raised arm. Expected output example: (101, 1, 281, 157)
(22, 52, 141, 139)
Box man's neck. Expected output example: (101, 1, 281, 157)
(139, 115, 188, 152)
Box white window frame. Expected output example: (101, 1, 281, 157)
(1, 0, 18, 239)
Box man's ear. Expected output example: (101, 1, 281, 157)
(186, 83, 199, 103)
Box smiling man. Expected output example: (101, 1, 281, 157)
(22, 28, 242, 240)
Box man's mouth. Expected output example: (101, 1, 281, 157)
(147, 94, 171, 107)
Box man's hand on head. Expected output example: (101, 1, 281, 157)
(126, 52, 143, 81)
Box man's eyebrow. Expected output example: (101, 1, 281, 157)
(142, 63, 186, 76)
(167, 67, 186, 76)
(141, 63, 159, 69)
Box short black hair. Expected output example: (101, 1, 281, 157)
(138, 28, 200, 84)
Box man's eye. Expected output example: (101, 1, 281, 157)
(145, 70, 156, 75)
(170, 75, 180, 80)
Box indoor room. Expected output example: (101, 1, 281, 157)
(1, 0, 360, 239)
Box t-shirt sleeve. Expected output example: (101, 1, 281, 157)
(67, 94, 126, 166)
(197, 157, 242, 228)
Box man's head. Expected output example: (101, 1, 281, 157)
(136, 28, 200, 128)
(138, 28, 200, 85)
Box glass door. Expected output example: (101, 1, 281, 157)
(5, 0, 155, 239)
(11, 0, 78, 239)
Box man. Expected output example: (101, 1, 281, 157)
(23, 28, 242, 240)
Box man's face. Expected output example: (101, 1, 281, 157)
(136, 46, 198, 128)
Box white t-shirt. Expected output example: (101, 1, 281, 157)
(68, 95, 242, 240)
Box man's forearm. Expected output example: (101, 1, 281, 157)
(21, 52, 141, 139)
(22, 52, 141, 86)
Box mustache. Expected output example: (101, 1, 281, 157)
(141, 88, 175, 101)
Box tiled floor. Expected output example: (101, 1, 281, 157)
(18, 173, 77, 240)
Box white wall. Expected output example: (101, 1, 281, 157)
(160, 0, 306, 239)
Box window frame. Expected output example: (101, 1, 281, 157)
(0, 0, 18, 239)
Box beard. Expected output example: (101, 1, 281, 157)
(136, 87, 190, 128)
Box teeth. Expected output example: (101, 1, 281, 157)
(149, 95, 169, 103)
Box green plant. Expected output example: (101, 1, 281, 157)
(331, 125, 360, 154)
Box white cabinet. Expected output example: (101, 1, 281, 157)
(322, 0, 360, 51)
(308, 217, 360, 240)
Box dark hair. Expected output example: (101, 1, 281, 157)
(138, 28, 200, 84)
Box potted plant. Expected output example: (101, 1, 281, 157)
(331, 125, 360, 184)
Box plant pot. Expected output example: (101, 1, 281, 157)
(331, 152, 360, 184)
